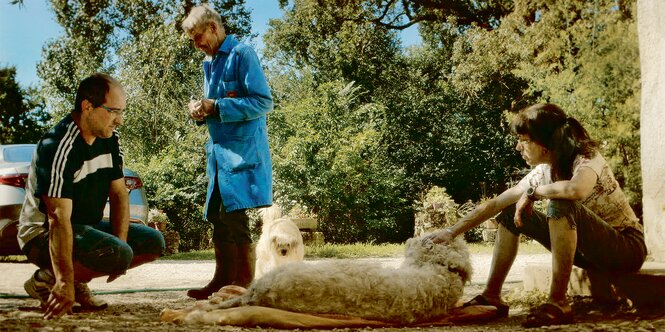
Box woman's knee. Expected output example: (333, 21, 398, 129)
(495, 204, 521, 235)
(547, 200, 579, 229)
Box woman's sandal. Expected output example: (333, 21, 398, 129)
(522, 302, 574, 328)
(462, 294, 510, 318)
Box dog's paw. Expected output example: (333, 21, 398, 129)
(209, 285, 247, 304)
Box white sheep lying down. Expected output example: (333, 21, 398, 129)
(162, 235, 473, 326)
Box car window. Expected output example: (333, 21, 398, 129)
(3, 146, 35, 162)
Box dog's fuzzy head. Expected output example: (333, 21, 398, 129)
(271, 236, 301, 257)
(402, 235, 473, 283)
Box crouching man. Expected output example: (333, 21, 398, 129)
(17, 73, 165, 319)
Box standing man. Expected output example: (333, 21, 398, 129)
(18, 73, 165, 319)
(181, 4, 274, 300)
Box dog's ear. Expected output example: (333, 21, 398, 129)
(261, 205, 284, 223)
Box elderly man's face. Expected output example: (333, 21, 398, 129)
(189, 23, 223, 56)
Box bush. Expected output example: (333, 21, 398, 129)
(270, 80, 413, 244)
(414, 186, 484, 243)
(414, 186, 459, 236)
(137, 136, 211, 251)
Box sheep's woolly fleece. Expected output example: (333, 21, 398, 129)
(161, 236, 489, 327)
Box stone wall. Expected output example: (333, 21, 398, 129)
(638, 0, 665, 262)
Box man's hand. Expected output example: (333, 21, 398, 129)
(44, 280, 74, 320)
(514, 193, 533, 228)
(188, 99, 205, 121)
(188, 98, 215, 121)
(422, 228, 455, 245)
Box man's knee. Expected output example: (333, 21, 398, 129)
(213, 209, 251, 245)
(76, 240, 133, 275)
(129, 225, 165, 256)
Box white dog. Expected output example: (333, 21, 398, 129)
(254, 205, 305, 279)
(162, 235, 473, 326)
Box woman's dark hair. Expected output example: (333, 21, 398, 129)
(73, 73, 118, 113)
(510, 103, 599, 181)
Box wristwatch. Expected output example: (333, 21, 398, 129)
(526, 185, 538, 200)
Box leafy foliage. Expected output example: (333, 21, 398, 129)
(0, 67, 50, 144)
(137, 131, 209, 251)
(270, 80, 413, 243)
(414, 186, 483, 242)
(414, 186, 459, 236)
(477, 0, 642, 209)
(11, 0, 641, 247)
(34, 0, 254, 249)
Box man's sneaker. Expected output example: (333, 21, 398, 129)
(74, 282, 108, 310)
(23, 269, 55, 308)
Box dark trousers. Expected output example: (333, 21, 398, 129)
(207, 179, 251, 246)
(496, 200, 646, 272)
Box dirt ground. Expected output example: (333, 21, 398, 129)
(1, 257, 663, 331)
(1, 284, 664, 332)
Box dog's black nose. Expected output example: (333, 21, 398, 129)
(281, 249, 288, 256)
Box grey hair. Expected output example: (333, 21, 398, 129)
(181, 4, 223, 34)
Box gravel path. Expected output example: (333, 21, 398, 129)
(0, 254, 551, 294)
(1, 254, 663, 331)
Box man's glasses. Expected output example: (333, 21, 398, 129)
(98, 104, 124, 117)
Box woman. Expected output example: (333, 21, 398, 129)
(424, 103, 646, 327)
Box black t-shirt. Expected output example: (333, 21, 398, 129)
(33, 114, 124, 225)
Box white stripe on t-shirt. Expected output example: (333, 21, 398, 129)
(48, 122, 79, 197)
(72, 153, 114, 183)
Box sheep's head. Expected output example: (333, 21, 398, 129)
(403, 235, 473, 283)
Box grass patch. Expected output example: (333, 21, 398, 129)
(305, 242, 404, 259)
(161, 240, 549, 260)
(0, 255, 29, 263)
(161, 249, 214, 260)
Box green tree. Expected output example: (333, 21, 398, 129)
(513, 0, 642, 206)
(0, 67, 50, 144)
(262, 0, 527, 243)
(270, 79, 412, 243)
(418, 0, 641, 207)
(138, 131, 209, 251)
(35, 0, 254, 249)
(487, 0, 642, 207)
(265, 0, 401, 95)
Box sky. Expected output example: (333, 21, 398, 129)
(0, 1, 420, 88)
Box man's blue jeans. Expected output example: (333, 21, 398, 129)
(24, 221, 165, 276)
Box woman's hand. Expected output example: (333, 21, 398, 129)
(514, 192, 533, 228)
(422, 228, 455, 245)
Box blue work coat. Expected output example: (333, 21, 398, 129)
(201, 35, 273, 216)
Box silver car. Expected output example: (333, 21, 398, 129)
(0, 144, 149, 255)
